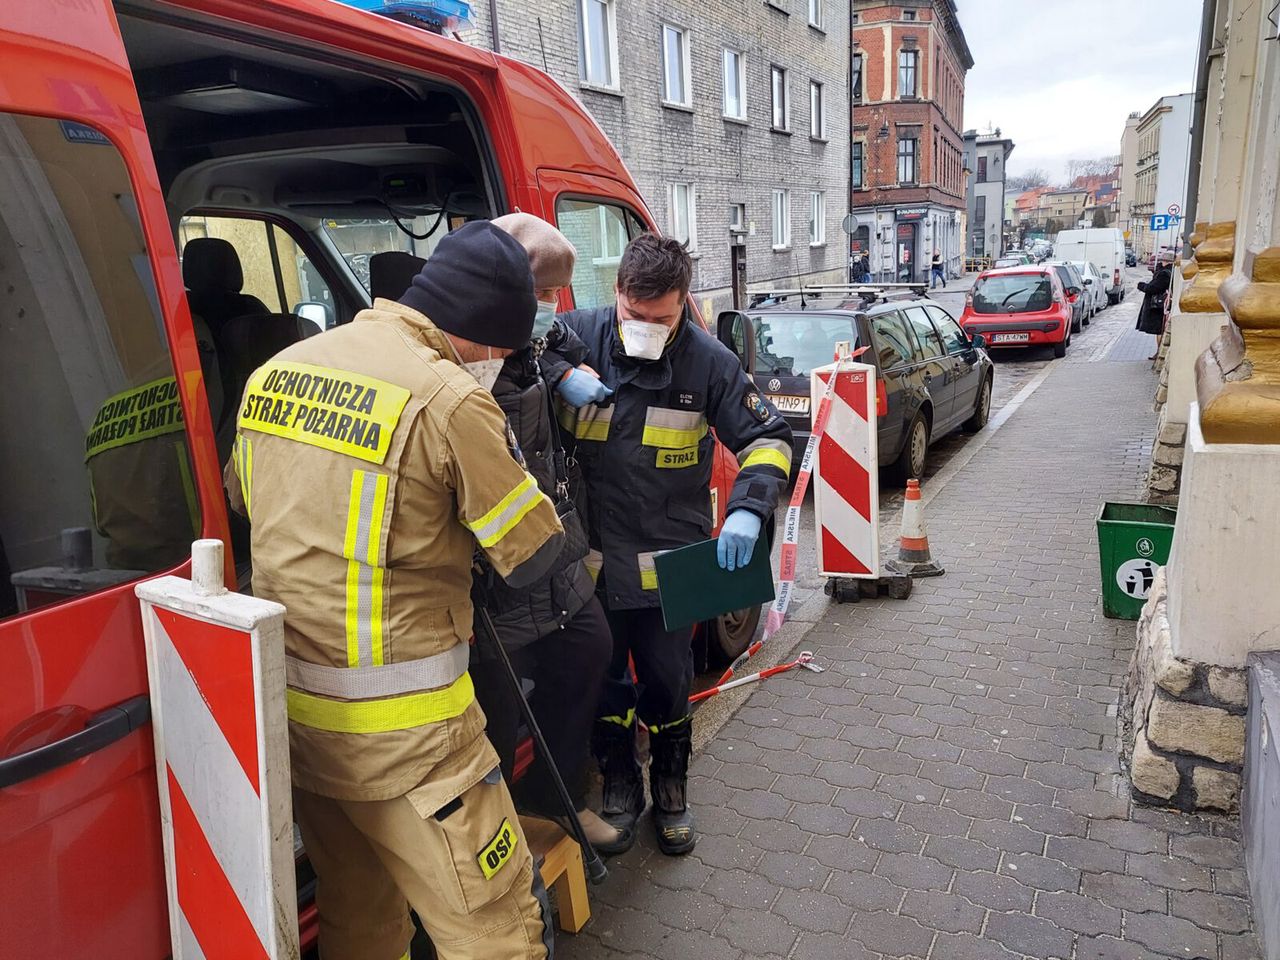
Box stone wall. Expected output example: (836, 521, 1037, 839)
(1122, 570, 1248, 812)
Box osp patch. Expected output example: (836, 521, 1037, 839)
(744, 392, 772, 422)
(477, 817, 519, 880)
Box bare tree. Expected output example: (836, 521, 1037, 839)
(1008, 168, 1051, 192)
(1091, 209, 1110, 228)
(1067, 155, 1121, 182)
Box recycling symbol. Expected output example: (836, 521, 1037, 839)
(1116, 558, 1158, 600)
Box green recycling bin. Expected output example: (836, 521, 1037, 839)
(1096, 502, 1177, 620)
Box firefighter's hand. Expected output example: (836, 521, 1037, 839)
(559, 367, 613, 407)
(718, 510, 762, 572)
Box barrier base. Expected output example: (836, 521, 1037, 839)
(826, 574, 913, 603)
(885, 557, 945, 578)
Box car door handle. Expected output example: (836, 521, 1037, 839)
(0, 695, 150, 789)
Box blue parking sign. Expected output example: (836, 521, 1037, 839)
(1150, 214, 1170, 231)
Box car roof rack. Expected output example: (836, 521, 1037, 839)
(748, 283, 929, 309)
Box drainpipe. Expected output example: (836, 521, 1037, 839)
(1182, 0, 1216, 257)
(488, 0, 501, 53)
(848, 7, 856, 283)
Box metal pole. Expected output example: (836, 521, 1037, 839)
(1182, 0, 1216, 259)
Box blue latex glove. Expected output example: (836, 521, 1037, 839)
(558, 367, 613, 407)
(718, 510, 762, 572)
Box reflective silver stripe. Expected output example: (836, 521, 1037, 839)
(738, 436, 793, 470)
(468, 473, 543, 547)
(644, 407, 706, 431)
(286, 644, 470, 699)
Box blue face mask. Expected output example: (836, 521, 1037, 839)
(531, 300, 557, 340)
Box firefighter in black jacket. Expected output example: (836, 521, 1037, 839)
(554, 234, 793, 855)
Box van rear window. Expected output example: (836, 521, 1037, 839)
(972, 275, 1053, 314)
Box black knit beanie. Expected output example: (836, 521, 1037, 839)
(398, 220, 537, 349)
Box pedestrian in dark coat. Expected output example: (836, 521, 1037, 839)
(1136, 254, 1173, 358)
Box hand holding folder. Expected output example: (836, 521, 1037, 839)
(653, 536, 776, 632)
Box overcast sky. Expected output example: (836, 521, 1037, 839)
(960, 0, 1202, 182)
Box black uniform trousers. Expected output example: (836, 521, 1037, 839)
(597, 595, 695, 732)
(472, 595, 612, 814)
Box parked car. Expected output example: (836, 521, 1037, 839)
(958, 266, 1073, 358)
(1044, 260, 1089, 332)
(719, 292, 994, 484)
(1070, 261, 1109, 320)
(1126, 247, 1139, 267)
(1054, 228, 1126, 304)
(994, 252, 1032, 268)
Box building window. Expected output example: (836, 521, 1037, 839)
(852, 141, 864, 189)
(897, 136, 917, 184)
(730, 203, 746, 233)
(578, 0, 618, 88)
(808, 0, 822, 28)
(902, 8, 916, 19)
(898, 49, 918, 99)
(722, 49, 746, 119)
(772, 188, 791, 249)
(977, 156, 988, 183)
(809, 191, 826, 245)
(851, 54, 863, 104)
(975, 194, 987, 228)
(670, 182, 696, 250)
(809, 81, 824, 138)
(661, 24, 691, 106)
(771, 66, 789, 130)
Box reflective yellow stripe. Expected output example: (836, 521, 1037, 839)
(175, 444, 200, 537)
(236, 435, 253, 519)
(638, 551, 658, 591)
(572, 405, 613, 442)
(343, 470, 391, 668)
(741, 447, 792, 476)
(600, 707, 635, 729)
(648, 715, 692, 733)
(556, 399, 578, 433)
(584, 549, 603, 584)
(467, 473, 543, 548)
(642, 423, 707, 448)
(286, 671, 475, 733)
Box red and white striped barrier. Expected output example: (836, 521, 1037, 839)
(136, 540, 298, 960)
(811, 353, 879, 579)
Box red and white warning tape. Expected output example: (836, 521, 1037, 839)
(699, 348, 865, 698)
(689, 651, 823, 704)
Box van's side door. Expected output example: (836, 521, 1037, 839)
(0, 4, 225, 957)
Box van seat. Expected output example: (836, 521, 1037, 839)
(183, 237, 270, 334)
(369, 251, 426, 302)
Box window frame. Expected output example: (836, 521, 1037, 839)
(851, 53, 863, 104)
(852, 141, 865, 189)
(770, 65, 789, 132)
(809, 80, 825, 139)
(660, 23, 693, 107)
(902, 305, 945, 360)
(870, 310, 916, 371)
(729, 203, 746, 233)
(554, 194, 649, 309)
(722, 48, 747, 120)
(578, 0, 620, 90)
(808, 190, 826, 246)
(977, 155, 988, 183)
(925, 304, 971, 355)
(808, 0, 823, 29)
(897, 136, 918, 185)
(771, 188, 792, 250)
(898, 48, 918, 99)
(669, 181, 697, 251)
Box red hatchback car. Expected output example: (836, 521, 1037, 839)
(959, 266, 1073, 358)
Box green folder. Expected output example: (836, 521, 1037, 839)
(653, 537, 776, 632)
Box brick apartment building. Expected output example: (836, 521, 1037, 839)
(849, 0, 972, 282)
(464, 0, 850, 314)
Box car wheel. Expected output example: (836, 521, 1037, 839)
(890, 412, 929, 485)
(1053, 336, 1068, 358)
(1071, 314, 1082, 334)
(963, 375, 992, 432)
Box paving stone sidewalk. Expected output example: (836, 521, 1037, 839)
(557, 353, 1261, 960)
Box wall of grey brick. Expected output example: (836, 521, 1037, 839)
(467, 0, 851, 313)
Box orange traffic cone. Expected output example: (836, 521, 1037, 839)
(886, 478, 944, 578)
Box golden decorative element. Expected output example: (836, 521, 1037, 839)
(1180, 222, 1236, 312)
(1181, 222, 1207, 279)
(1196, 247, 1280, 443)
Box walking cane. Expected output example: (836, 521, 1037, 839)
(472, 576, 608, 885)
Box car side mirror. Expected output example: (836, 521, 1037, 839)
(970, 333, 987, 349)
(1084, 278, 1093, 285)
(294, 301, 333, 329)
(717, 310, 756, 373)
(1067, 286, 1081, 297)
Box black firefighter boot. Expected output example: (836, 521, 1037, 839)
(592, 719, 643, 855)
(649, 721, 696, 856)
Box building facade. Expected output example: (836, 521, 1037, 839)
(1117, 111, 1141, 241)
(962, 129, 1014, 258)
(1131, 93, 1193, 257)
(464, 0, 850, 313)
(849, 0, 972, 282)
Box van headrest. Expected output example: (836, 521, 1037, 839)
(369, 251, 426, 302)
(183, 238, 245, 295)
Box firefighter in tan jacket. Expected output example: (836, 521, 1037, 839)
(227, 222, 563, 960)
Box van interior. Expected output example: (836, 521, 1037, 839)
(117, 2, 499, 450)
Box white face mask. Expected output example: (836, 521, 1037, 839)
(462, 348, 505, 392)
(619, 318, 671, 360)
(531, 301, 558, 340)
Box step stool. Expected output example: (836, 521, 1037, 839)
(520, 816, 591, 933)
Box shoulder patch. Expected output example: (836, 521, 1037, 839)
(477, 817, 519, 880)
(505, 420, 526, 468)
(744, 391, 772, 422)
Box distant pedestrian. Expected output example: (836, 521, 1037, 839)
(1136, 252, 1173, 360)
(856, 252, 872, 284)
(930, 249, 946, 289)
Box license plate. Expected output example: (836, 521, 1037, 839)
(768, 394, 810, 415)
(990, 332, 1030, 344)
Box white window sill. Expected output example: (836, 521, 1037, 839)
(723, 114, 749, 125)
(580, 82, 623, 98)
(765, 0, 789, 13)
(662, 100, 695, 114)
(770, 126, 793, 136)
(772, 245, 792, 252)
(810, 135, 828, 144)
(808, 21, 825, 33)
(809, 241, 827, 248)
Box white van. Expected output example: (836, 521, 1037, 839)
(1053, 229, 1126, 304)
